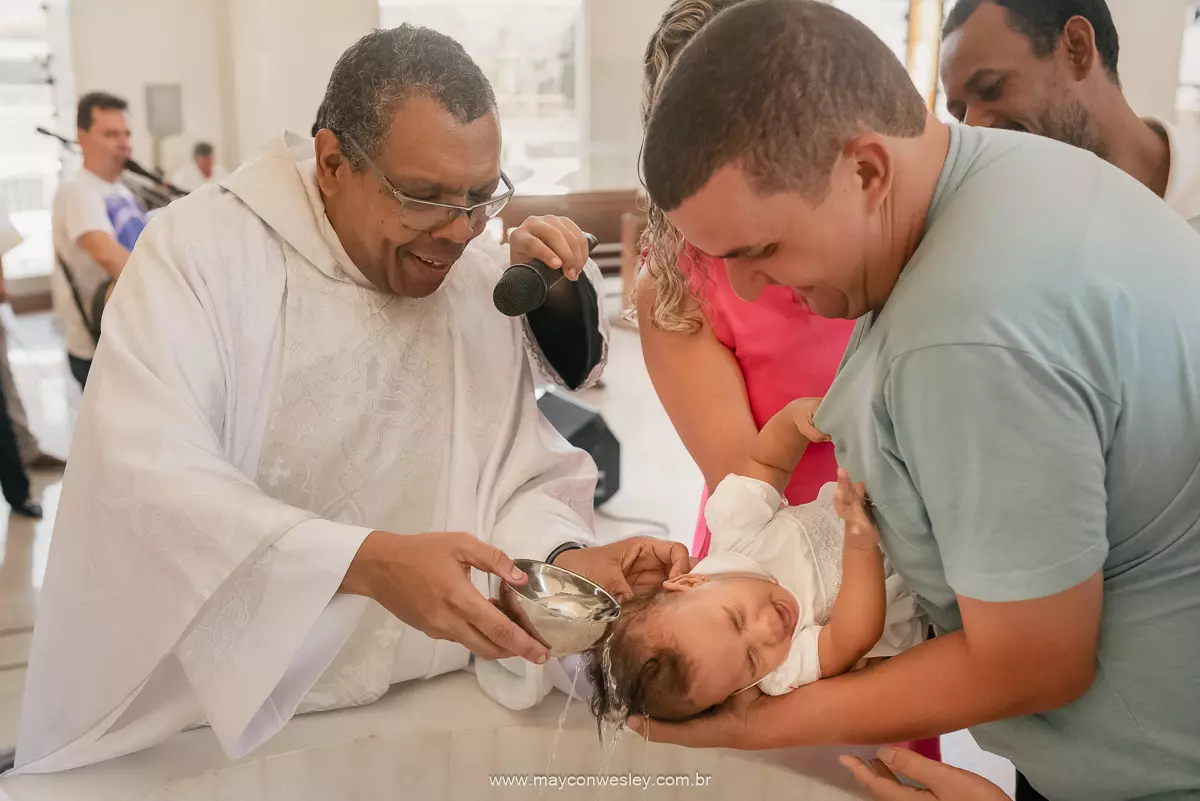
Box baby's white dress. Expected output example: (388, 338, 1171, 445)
(693, 475, 927, 695)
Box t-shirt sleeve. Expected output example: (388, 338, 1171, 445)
(885, 344, 1115, 602)
(61, 181, 116, 242)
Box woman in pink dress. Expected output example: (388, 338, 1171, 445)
(644, 244, 853, 559)
(635, 0, 855, 559)
(634, 0, 939, 762)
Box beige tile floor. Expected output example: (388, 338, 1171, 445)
(0, 310, 74, 758)
(0, 297, 1014, 794)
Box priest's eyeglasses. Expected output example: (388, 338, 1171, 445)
(339, 132, 514, 232)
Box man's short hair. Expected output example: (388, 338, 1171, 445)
(77, 92, 128, 132)
(315, 24, 496, 172)
(193, 141, 214, 159)
(943, 0, 1120, 83)
(642, 0, 928, 211)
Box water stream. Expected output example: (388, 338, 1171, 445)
(541, 639, 643, 798)
(540, 660, 584, 797)
(595, 641, 627, 798)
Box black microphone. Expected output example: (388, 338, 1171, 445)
(494, 232, 599, 317)
(122, 158, 188, 197)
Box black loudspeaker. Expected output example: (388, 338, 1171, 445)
(537, 389, 620, 506)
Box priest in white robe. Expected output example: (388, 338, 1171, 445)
(11, 25, 689, 775)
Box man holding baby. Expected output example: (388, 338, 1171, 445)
(630, 2, 1200, 800)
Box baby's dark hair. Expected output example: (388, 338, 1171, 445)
(585, 591, 703, 734)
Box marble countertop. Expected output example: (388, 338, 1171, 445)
(0, 672, 871, 800)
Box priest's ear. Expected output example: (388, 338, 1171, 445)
(314, 129, 351, 196)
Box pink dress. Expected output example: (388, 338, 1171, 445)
(683, 249, 855, 559)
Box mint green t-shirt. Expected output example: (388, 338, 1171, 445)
(815, 124, 1200, 801)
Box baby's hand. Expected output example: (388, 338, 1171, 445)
(785, 397, 830, 443)
(834, 468, 879, 550)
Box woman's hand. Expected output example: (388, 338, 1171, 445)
(626, 686, 777, 749)
(840, 747, 1011, 800)
(509, 215, 591, 280)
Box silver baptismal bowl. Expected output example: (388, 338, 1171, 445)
(495, 559, 621, 657)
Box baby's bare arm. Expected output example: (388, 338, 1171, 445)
(740, 397, 827, 495)
(817, 470, 887, 678)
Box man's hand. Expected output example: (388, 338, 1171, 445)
(509, 215, 591, 281)
(785, 396, 829, 442)
(840, 747, 1010, 801)
(340, 530, 550, 664)
(626, 685, 774, 749)
(552, 536, 691, 602)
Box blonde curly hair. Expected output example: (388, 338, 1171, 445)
(637, 0, 745, 333)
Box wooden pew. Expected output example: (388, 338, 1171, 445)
(499, 190, 644, 273)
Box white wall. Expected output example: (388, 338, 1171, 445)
(65, 0, 377, 173)
(62, 0, 1193, 187)
(68, 0, 229, 171)
(225, 0, 378, 163)
(582, 0, 671, 190)
(66, 0, 651, 188)
(1108, 0, 1189, 123)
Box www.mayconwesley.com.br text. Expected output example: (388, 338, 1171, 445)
(489, 772, 712, 789)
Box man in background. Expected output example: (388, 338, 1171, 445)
(170, 141, 229, 192)
(51, 91, 148, 389)
(940, 0, 1200, 229)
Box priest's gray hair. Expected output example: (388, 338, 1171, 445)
(315, 24, 496, 172)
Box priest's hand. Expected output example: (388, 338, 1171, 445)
(340, 530, 551, 664)
(553, 536, 691, 602)
(509, 215, 591, 281)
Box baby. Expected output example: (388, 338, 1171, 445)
(587, 397, 926, 724)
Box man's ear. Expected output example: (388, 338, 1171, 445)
(842, 133, 894, 218)
(313, 128, 348, 197)
(663, 573, 708, 592)
(1062, 15, 1100, 82)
